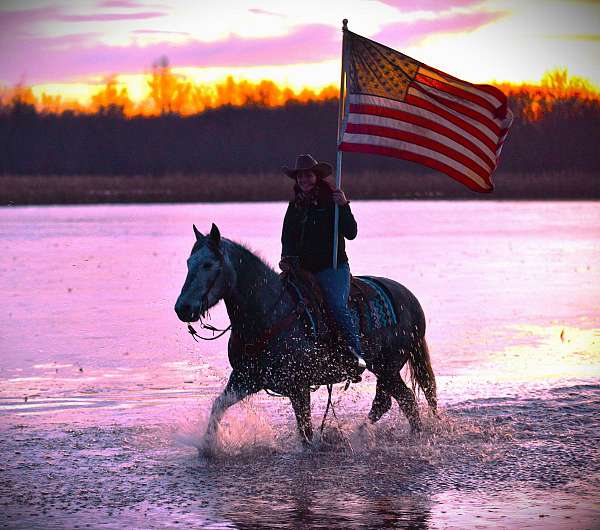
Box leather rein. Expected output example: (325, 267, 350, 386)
(231, 281, 304, 356)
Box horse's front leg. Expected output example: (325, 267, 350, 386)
(202, 370, 258, 452)
(289, 387, 313, 447)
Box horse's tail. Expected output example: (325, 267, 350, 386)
(407, 336, 437, 413)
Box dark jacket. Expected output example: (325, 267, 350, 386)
(281, 186, 357, 273)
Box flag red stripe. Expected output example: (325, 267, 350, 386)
(425, 64, 508, 104)
(345, 122, 491, 177)
(415, 73, 497, 114)
(348, 103, 496, 169)
(339, 142, 493, 193)
(404, 94, 499, 152)
(419, 71, 503, 109)
(359, 92, 500, 151)
(409, 83, 502, 136)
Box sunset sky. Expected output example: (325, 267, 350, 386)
(1, 0, 599, 104)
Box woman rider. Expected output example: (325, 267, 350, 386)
(279, 154, 367, 374)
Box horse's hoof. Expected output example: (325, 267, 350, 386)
(197, 444, 214, 459)
(197, 435, 218, 458)
(367, 411, 379, 423)
(410, 421, 422, 436)
(300, 437, 314, 452)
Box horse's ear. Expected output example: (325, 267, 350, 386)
(193, 224, 204, 241)
(209, 223, 221, 247)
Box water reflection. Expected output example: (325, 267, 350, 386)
(487, 324, 600, 381)
(2, 202, 600, 529)
(197, 455, 434, 529)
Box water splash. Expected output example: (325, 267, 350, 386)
(173, 397, 280, 458)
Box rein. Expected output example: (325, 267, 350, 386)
(230, 281, 303, 356)
(187, 320, 231, 342)
(320, 384, 337, 434)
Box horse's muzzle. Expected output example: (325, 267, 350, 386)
(174, 300, 200, 322)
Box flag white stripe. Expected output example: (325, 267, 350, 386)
(341, 132, 489, 189)
(348, 94, 497, 162)
(406, 87, 499, 142)
(419, 66, 504, 108)
(346, 113, 493, 173)
(411, 81, 498, 125)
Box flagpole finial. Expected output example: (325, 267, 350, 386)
(342, 19, 348, 30)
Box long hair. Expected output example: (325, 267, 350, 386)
(292, 178, 335, 209)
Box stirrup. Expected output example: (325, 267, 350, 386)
(349, 346, 367, 370)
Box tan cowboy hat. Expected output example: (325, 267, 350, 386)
(282, 154, 333, 180)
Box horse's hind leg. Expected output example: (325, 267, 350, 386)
(289, 388, 313, 447)
(368, 379, 392, 423)
(381, 373, 422, 433)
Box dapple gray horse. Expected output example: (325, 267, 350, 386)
(175, 224, 437, 448)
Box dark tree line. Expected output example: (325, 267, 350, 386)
(1, 95, 599, 177)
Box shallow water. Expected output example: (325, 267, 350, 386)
(1, 201, 599, 529)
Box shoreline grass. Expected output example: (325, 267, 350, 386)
(1, 171, 598, 206)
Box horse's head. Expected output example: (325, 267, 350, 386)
(174, 223, 234, 322)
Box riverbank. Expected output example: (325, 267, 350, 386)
(1, 170, 598, 205)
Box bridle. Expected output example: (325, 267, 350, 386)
(187, 320, 231, 342)
(185, 248, 294, 348)
(187, 243, 232, 341)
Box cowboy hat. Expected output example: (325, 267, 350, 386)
(282, 154, 333, 179)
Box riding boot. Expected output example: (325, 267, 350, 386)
(347, 346, 366, 383)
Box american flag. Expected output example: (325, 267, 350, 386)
(339, 30, 513, 193)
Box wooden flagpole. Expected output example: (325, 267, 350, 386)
(332, 18, 349, 269)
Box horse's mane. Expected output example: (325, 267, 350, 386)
(190, 236, 279, 281)
(225, 239, 278, 278)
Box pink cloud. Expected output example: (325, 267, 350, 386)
(248, 8, 285, 17)
(0, 24, 340, 85)
(0, 10, 506, 86)
(24, 33, 102, 49)
(98, 1, 150, 7)
(57, 11, 166, 22)
(376, 0, 483, 11)
(374, 10, 506, 47)
(0, 6, 59, 35)
(0, 5, 166, 35)
(132, 29, 191, 36)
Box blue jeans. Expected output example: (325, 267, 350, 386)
(314, 262, 363, 355)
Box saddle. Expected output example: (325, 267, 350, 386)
(232, 268, 396, 359)
(281, 268, 397, 342)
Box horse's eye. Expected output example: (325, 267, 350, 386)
(202, 262, 212, 270)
